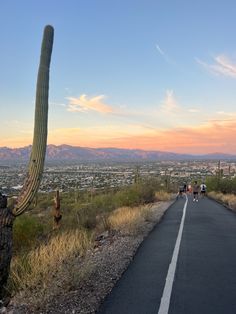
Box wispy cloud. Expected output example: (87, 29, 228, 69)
(155, 43, 177, 66)
(50, 102, 66, 107)
(156, 44, 165, 56)
(188, 108, 200, 113)
(196, 55, 236, 78)
(66, 94, 115, 114)
(160, 90, 179, 113)
(216, 111, 236, 117)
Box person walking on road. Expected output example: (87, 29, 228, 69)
(187, 183, 192, 193)
(193, 181, 200, 202)
(200, 182, 207, 198)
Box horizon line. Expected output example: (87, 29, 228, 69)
(0, 144, 234, 156)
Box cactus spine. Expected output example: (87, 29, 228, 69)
(13, 25, 54, 216)
(0, 25, 54, 302)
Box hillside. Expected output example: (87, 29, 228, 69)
(0, 145, 235, 162)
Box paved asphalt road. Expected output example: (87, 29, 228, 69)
(97, 196, 236, 314)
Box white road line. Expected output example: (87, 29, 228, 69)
(158, 194, 188, 314)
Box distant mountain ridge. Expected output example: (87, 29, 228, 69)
(0, 145, 235, 161)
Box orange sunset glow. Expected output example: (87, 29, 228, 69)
(2, 118, 234, 155)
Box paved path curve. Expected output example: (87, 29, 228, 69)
(97, 196, 236, 314)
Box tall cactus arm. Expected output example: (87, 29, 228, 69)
(12, 25, 54, 216)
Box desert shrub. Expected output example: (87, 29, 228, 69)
(206, 176, 236, 194)
(113, 183, 156, 208)
(134, 182, 156, 203)
(91, 193, 116, 212)
(13, 215, 46, 253)
(206, 177, 219, 192)
(62, 182, 159, 230)
(207, 191, 223, 201)
(36, 199, 53, 210)
(228, 197, 236, 210)
(76, 206, 98, 229)
(108, 206, 149, 234)
(108, 204, 154, 234)
(155, 190, 172, 201)
(114, 187, 141, 207)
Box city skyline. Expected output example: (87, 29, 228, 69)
(1, 1, 236, 154)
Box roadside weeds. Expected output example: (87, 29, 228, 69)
(207, 191, 236, 212)
(9, 200, 174, 313)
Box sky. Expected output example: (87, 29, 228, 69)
(1, 0, 236, 154)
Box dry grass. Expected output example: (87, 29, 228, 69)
(10, 193, 169, 302)
(208, 191, 224, 202)
(108, 205, 152, 235)
(208, 191, 236, 211)
(10, 229, 93, 292)
(155, 190, 172, 201)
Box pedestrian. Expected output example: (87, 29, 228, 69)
(187, 184, 192, 193)
(193, 181, 200, 202)
(200, 182, 207, 197)
(177, 185, 184, 199)
(183, 183, 187, 193)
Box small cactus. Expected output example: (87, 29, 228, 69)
(53, 190, 62, 229)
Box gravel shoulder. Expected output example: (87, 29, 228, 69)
(8, 200, 174, 314)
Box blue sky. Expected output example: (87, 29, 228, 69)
(1, 0, 236, 153)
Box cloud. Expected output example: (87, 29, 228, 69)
(155, 43, 178, 67)
(188, 108, 200, 113)
(67, 94, 114, 114)
(161, 90, 179, 113)
(196, 55, 236, 78)
(50, 102, 66, 107)
(156, 44, 165, 56)
(216, 111, 236, 118)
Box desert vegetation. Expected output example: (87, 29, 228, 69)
(7, 180, 172, 307)
(205, 176, 236, 211)
(206, 176, 236, 194)
(207, 191, 236, 211)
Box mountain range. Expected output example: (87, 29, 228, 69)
(0, 145, 235, 162)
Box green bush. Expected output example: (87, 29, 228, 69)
(13, 215, 46, 253)
(114, 187, 140, 207)
(206, 176, 236, 194)
(77, 206, 97, 229)
(91, 193, 116, 212)
(113, 182, 155, 208)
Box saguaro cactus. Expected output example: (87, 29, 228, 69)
(14, 25, 54, 216)
(0, 25, 54, 302)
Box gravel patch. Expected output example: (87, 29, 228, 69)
(8, 200, 174, 314)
